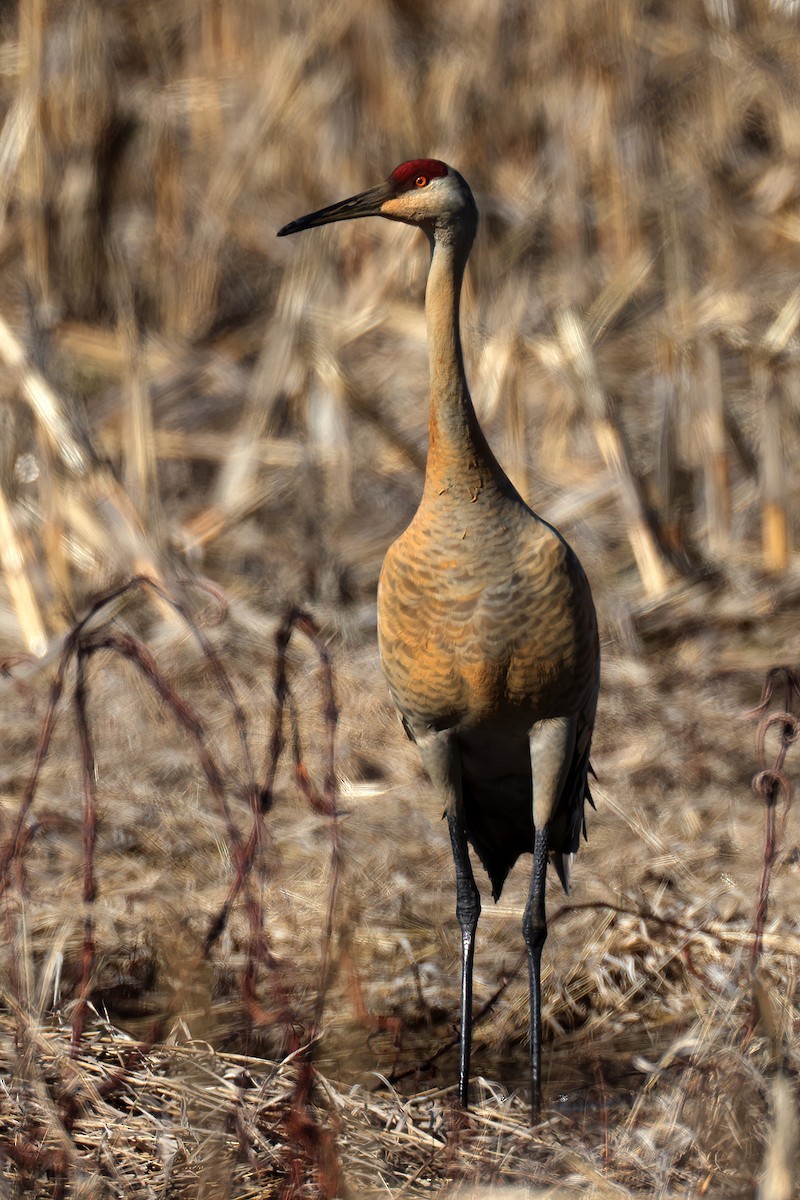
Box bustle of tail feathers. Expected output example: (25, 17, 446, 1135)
(410, 723, 595, 901)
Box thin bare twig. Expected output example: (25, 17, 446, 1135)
(69, 647, 97, 1061)
(747, 667, 799, 986)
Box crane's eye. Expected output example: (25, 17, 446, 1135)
(415, 175, 428, 188)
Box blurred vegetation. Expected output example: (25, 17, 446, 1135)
(0, 0, 799, 1197)
(1, 0, 800, 650)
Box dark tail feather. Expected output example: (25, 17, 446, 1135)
(551, 850, 573, 892)
(469, 838, 511, 903)
(461, 777, 533, 903)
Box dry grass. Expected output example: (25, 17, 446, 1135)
(0, 0, 799, 1195)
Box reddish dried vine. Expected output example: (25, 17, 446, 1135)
(0, 577, 342, 1198)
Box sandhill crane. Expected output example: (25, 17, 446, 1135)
(278, 159, 600, 1120)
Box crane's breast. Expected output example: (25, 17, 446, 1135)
(377, 517, 597, 731)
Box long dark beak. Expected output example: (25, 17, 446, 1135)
(277, 182, 390, 237)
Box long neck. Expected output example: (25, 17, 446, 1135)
(422, 228, 505, 499)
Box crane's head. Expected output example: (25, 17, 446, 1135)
(277, 159, 477, 245)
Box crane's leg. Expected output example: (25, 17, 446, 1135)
(523, 823, 549, 1122)
(526, 716, 574, 1122)
(447, 809, 481, 1109)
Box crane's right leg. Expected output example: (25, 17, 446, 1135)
(412, 729, 478, 1108)
(447, 809, 481, 1109)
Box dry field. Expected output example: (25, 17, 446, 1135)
(0, 0, 799, 1196)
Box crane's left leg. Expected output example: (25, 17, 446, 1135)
(526, 716, 574, 1121)
(523, 823, 548, 1122)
